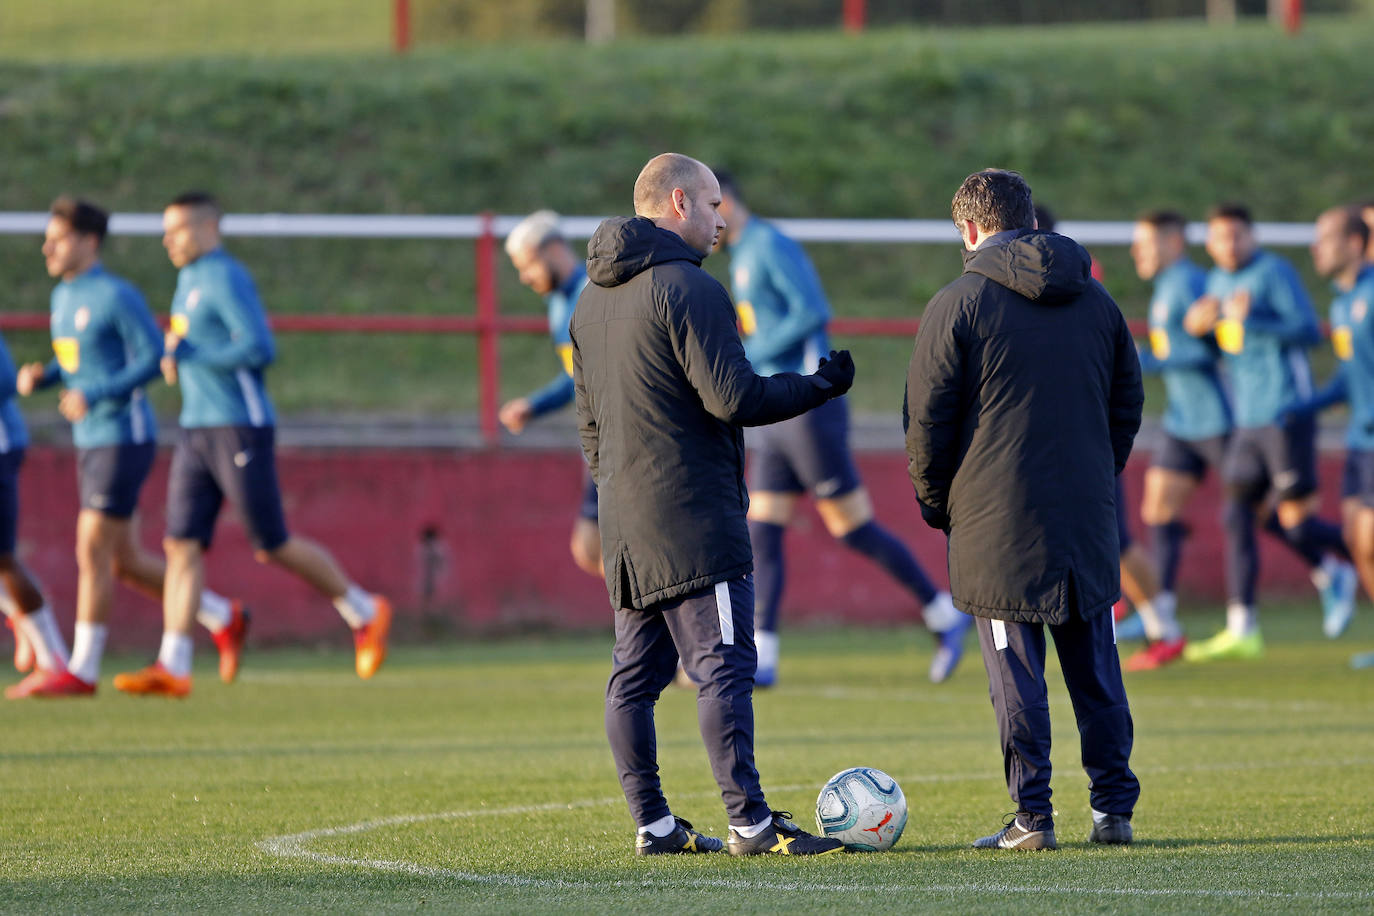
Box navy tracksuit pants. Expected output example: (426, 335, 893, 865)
(605, 575, 772, 829)
(975, 609, 1139, 831)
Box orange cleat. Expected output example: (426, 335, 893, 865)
(353, 595, 392, 679)
(113, 663, 192, 698)
(5, 667, 95, 698)
(6, 617, 34, 673)
(213, 602, 251, 684)
(1125, 637, 1187, 672)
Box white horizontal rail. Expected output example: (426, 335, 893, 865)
(0, 212, 1317, 246)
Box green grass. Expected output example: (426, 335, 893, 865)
(3, 606, 1372, 913)
(2, 17, 1373, 416)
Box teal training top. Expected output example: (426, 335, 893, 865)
(727, 217, 831, 376)
(1137, 259, 1231, 441)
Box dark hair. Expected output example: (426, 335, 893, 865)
(1139, 209, 1188, 236)
(169, 190, 222, 219)
(952, 169, 1034, 234)
(1032, 204, 1055, 232)
(712, 168, 743, 203)
(49, 196, 108, 243)
(1207, 202, 1252, 226)
(1334, 206, 1371, 249)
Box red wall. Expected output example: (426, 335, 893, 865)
(14, 446, 1341, 650)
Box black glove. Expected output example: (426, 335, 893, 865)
(814, 349, 855, 399)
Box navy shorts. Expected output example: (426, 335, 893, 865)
(579, 470, 599, 522)
(1153, 433, 1228, 480)
(1222, 418, 1319, 503)
(1115, 476, 1131, 551)
(0, 449, 22, 556)
(77, 442, 155, 519)
(165, 426, 289, 551)
(748, 396, 861, 499)
(1341, 448, 1374, 507)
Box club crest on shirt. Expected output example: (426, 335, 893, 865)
(187, 288, 202, 310)
(1354, 299, 1368, 323)
(74, 306, 90, 331)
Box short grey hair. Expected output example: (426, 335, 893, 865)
(633, 153, 710, 218)
(505, 209, 563, 258)
(951, 169, 1034, 234)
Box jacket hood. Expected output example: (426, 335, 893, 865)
(963, 229, 1092, 305)
(586, 216, 703, 288)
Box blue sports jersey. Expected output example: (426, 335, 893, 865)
(0, 333, 28, 454)
(168, 248, 276, 429)
(1205, 249, 1319, 428)
(1316, 264, 1374, 450)
(1137, 259, 1231, 440)
(37, 264, 160, 448)
(727, 217, 830, 376)
(526, 263, 589, 418)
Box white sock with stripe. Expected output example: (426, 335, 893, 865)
(196, 589, 233, 633)
(68, 622, 107, 683)
(332, 584, 375, 629)
(1226, 602, 1258, 638)
(16, 606, 69, 672)
(157, 631, 194, 678)
(731, 814, 774, 839)
(638, 814, 677, 837)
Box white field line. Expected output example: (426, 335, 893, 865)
(256, 769, 1374, 901)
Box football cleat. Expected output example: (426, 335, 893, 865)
(1182, 628, 1263, 662)
(727, 811, 845, 856)
(1124, 637, 1187, 671)
(213, 602, 251, 684)
(6, 617, 34, 673)
(929, 611, 972, 684)
(112, 663, 192, 698)
(634, 817, 724, 855)
(1114, 612, 1146, 642)
(354, 595, 392, 679)
(6, 667, 96, 699)
(1087, 811, 1133, 845)
(1350, 651, 1374, 670)
(1319, 561, 1358, 638)
(972, 813, 1057, 850)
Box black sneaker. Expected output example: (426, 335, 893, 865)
(727, 811, 845, 856)
(634, 817, 724, 855)
(972, 813, 1057, 850)
(1087, 812, 1133, 845)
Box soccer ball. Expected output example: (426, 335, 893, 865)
(814, 767, 907, 851)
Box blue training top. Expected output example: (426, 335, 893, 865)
(0, 332, 28, 454)
(168, 248, 276, 429)
(727, 217, 830, 376)
(1314, 264, 1374, 450)
(1137, 259, 1231, 441)
(526, 263, 589, 419)
(38, 264, 160, 448)
(1205, 249, 1320, 429)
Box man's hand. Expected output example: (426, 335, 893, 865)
(164, 330, 183, 356)
(814, 349, 855, 398)
(15, 362, 45, 397)
(1222, 289, 1251, 322)
(161, 355, 178, 386)
(1184, 296, 1220, 337)
(499, 398, 533, 434)
(58, 388, 89, 422)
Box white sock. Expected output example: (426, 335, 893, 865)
(0, 591, 18, 617)
(196, 589, 233, 633)
(923, 591, 960, 632)
(1313, 555, 1349, 591)
(637, 814, 677, 837)
(755, 629, 779, 673)
(731, 814, 774, 839)
(1151, 591, 1181, 641)
(157, 631, 194, 678)
(68, 621, 107, 683)
(332, 584, 375, 629)
(16, 606, 69, 671)
(1226, 602, 1257, 638)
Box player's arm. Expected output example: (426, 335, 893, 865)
(741, 241, 830, 365)
(1108, 304, 1145, 475)
(171, 270, 276, 369)
(17, 357, 61, 395)
(524, 371, 576, 419)
(1243, 263, 1321, 345)
(571, 330, 598, 482)
(903, 291, 966, 531)
(667, 280, 834, 427)
(78, 290, 162, 404)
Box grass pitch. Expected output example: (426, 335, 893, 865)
(2, 606, 1371, 914)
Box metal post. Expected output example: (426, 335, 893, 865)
(843, 0, 866, 32)
(476, 212, 500, 447)
(587, 0, 615, 43)
(393, 0, 411, 53)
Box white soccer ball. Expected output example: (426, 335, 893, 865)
(814, 767, 907, 851)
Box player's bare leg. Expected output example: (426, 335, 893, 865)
(1342, 499, 1374, 604)
(2, 553, 79, 698)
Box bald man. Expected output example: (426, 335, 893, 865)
(573, 153, 854, 856)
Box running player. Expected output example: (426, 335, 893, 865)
(714, 170, 969, 685)
(501, 211, 600, 577)
(1, 330, 73, 698)
(1184, 203, 1356, 661)
(13, 197, 248, 696)
(113, 191, 391, 697)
